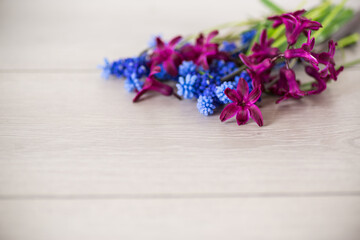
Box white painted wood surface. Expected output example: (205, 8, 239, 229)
(0, 0, 360, 239)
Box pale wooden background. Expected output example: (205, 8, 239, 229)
(0, 0, 360, 239)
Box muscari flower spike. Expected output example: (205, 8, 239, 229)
(221, 41, 237, 53)
(215, 81, 237, 104)
(176, 74, 197, 99)
(124, 73, 144, 93)
(98, 58, 113, 79)
(179, 61, 197, 76)
(241, 29, 257, 45)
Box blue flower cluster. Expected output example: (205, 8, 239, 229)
(175, 60, 241, 116)
(221, 41, 237, 53)
(99, 55, 149, 92)
(197, 95, 217, 116)
(215, 81, 236, 104)
(179, 61, 197, 76)
(241, 30, 257, 46)
(176, 74, 197, 99)
(100, 33, 259, 116)
(124, 73, 144, 92)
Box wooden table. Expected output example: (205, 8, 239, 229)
(1, 0, 359, 239)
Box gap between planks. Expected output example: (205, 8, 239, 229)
(1, 191, 360, 200)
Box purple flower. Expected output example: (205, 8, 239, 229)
(249, 30, 279, 64)
(305, 65, 343, 95)
(133, 66, 173, 102)
(268, 10, 322, 46)
(304, 65, 328, 95)
(312, 40, 343, 80)
(181, 31, 228, 70)
(150, 36, 183, 76)
(284, 31, 319, 70)
(239, 53, 273, 88)
(220, 77, 263, 126)
(275, 68, 305, 103)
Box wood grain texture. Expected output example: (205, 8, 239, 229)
(1, 197, 360, 240)
(0, 70, 359, 196)
(0, 0, 360, 239)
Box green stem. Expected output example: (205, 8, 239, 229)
(343, 58, 360, 68)
(311, 0, 347, 40)
(221, 65, 247, 82)
(337, 33, 360, 49)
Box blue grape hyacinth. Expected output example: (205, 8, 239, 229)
(179, 61, 197, 76)
(176, 74, 197, 99)
(197, 95, 217, 116)
(124, 73, 144, 92)
(215, 81, 236, 104)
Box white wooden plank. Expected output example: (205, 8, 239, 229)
(0, 68, 359, 196)
(0, 197, 359, 240)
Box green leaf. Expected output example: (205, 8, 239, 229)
(337, 33, 360, 48)
(311, 0, 347, 40)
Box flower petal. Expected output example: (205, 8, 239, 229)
(149, 80, 173, 96)
(239, 54, 253, 68)
(224, 88, 241, 102)
(248, 86, 262, 104)
(236, 78, 249, 100)
(168, 36, 182, 48)
(284, 49, 318, 69)
(259, 30, 267, 46)
(156, 37, 165, 50)
(206, 30, 219, 43)
(149, 66, 161, 77)
(220, 103, 240, 122)
(164, 60, 178, 76)
(133, 88, 149, 102)
(248, 105, 263, 126)
(236, 108, 249, 125)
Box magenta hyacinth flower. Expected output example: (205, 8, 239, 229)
(239, 53, 273, 87)
(149, 36, 183, 76)
(181, 30, 228, 70)
(276, 68, 305, 103)
(305, 65, 343, 95)
(305, 65, 329, 95)
(312, 40, 343, 80)
(249, 30, 279, 63)
(268, 10, 322, 46)
(220, 77, 263, 126)
(133, 66, 173, 102)
(284, 31, 319, 70)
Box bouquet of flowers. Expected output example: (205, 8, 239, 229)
(99, 0, 359, 127)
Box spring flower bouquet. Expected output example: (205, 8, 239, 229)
(99, 0, 359, 127)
